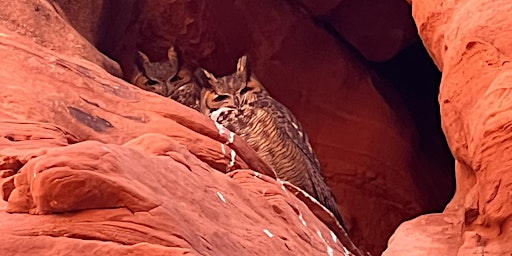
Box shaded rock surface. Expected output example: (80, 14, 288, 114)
(0, 0, 122, 77)
(321, 0, 418, 62)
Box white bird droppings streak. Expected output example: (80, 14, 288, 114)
(211, 109, 237, 170)
(277, 179, 286, 191)
(216, 192, 226, 203)
(228, 131, 235, 144)
(262, 229, 274, 238)
(215, 122, 227, 137)
(316, 230, 336, 256)
(330, 230, 337, 243)
(299, 212, 307, 226)
(317, 230, 324, 241)
(327, 245, 334, 256)
(210, 108, 235, 145)
(221, 144, 226, 155)
(229, 149, 236, 167)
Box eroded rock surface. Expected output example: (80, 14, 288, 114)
(1, 133, 347, 255)
(127, 2, 427, 254)
(0, 21, 363, 255)
(384, 0, 512, 255)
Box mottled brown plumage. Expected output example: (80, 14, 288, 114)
(131, 47, 201, 111)
(195, 56, 346, 228)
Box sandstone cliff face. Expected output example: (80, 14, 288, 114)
(0, 0, 473, 255)
(0, 25, 354, 255)
(384, 0, 512, 255)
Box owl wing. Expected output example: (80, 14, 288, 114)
(252, 97, 345, 227)
(251, 97, 320, 170)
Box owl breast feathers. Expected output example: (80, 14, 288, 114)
(195, 56, 345, 228)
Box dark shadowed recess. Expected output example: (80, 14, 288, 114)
(313, 17, 455, 213)
(373, 43, 455, 212)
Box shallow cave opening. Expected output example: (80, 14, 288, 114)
(313, 13, 456, 219)
(372, 42, 455, 213)
(311, 16, 457, 253)
(315, 7, 456, 214)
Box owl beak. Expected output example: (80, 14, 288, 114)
(234, 97, 240, 108)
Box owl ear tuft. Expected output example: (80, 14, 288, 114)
(236, 55, 251, 81)
(137, 50, 151, 64)
(194, 68, 217, 88)
(167, 47, 178, 61)
(135, 50, 151, 73)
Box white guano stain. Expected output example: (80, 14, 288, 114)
(330, 230, 338, 243)
(327, 245, 334, 256)
(262, 229, 274, 238)
(228, 149, 236, 168)
(216, 192, 226, 203)
(210, 108, 238, 171)
(228, 130, 235, 144)
(317, 229, 325, 242)
(299, 212, 307, 227)
(221, 143, 226, 155)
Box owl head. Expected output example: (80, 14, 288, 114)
(195, 55, 266, 115)
(134, 47, 180, 96)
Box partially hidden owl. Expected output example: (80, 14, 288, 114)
(131, 47, 201, 111)
(195, 56, 346, 228)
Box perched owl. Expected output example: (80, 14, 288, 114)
(195, 56, 346, 228)
(131, 47, 201, 110)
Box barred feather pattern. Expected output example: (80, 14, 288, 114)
(215, 95, 345, 227)
(197, 56, 345, 227)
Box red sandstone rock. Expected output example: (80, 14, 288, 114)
(0, 21, 364, 255)
(1, 137, 347, 255)
(32, 0, 434, 254)
(384, 0, 512, 255)
(0, 0, 121, 77)
(125, 2, 426, 253)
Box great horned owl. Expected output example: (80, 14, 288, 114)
(131, 47, 201, 110)
(195, 56, 345, 228)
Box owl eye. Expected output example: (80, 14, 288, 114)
(240, 85, 252, 95)
(145, 79, 159, 86)
(170, 75, 180, 82)
(214, 94, 229, 102)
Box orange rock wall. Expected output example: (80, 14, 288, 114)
(384, 0, 512, 255)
